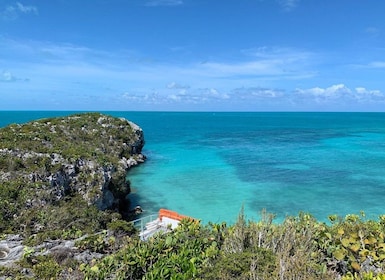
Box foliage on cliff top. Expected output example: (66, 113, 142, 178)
(0, 112, 143, 165)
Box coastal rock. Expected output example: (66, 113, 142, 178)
(0, 112, 145, 211)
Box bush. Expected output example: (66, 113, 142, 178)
(200, 248, 277, 280)
(107, 219, 137, 236)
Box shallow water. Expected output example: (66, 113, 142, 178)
(120, 112, 385, 223)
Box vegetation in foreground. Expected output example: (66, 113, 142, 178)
(3, 209, 385, 279)
(77, 210, 385, 280)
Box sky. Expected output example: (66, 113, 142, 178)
(1, 0, 385, 111)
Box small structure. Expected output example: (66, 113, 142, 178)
(134, 209, 195, 240)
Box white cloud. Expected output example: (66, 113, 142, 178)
(0, 70, 28, 82)
(354, 87, 383, 101)
(232, 87, 284, 99)
(121, 87, 231, 106)
(294, 84, 385, 105)
(295, 84, 351, 99)
(1, 2, 38, 20)
(199, 88, 230, 100)
(122, 91, 162, 104)
(119, 84, 385, 110)
(167, 94, 181, 101)
(167, 82, 190, 89)
(1, 70, 16, 82)
(355, 87, 380, 95)
(165, 87, 231, 104)
(145, 0, 183, 7)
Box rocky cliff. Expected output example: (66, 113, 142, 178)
(0, 112, 145, 277)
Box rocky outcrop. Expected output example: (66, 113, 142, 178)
(0, 113, 146, 275)
(0, 113, 145, 211)
(0, 233, 106, 268)
(0, 235, 24, 267)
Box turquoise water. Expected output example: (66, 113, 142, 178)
(1, 112, 385, 223)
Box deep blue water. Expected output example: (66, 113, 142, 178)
(1, 111, 385, 223)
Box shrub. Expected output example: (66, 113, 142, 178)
(200, 248, 277, 280)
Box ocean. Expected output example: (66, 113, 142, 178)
(1, 111, 385, 224)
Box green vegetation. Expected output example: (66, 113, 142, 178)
(4, 204, 385, 279)
(0, 112, 140, 170)
(76, 211, 385, 280)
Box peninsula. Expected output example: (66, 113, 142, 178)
(0, 112, 145, 278)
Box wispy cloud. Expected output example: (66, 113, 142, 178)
(367, 61, 385, 68)
(1, 37, 384, 111)
(0, 38, 317, 84)
(15, 2, 38, 14)
(277, 0, 300, 11)
(145, 0, 183, 7)
(0, 2, 38, 20)
(365, 27, 381, 36)
(243, 46, 308, 59)
(200, 47, 315, 80)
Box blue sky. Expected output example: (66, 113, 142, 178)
(1, 0, 385, 111)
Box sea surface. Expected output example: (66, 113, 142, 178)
(1, 111, 385, 224)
